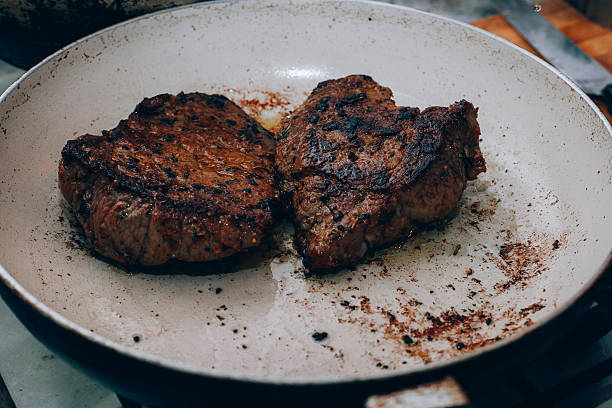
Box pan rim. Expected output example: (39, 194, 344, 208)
(0, 0, 611, 386)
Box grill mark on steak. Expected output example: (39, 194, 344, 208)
(275, 75, 486, 271)
(59, 92, 279, 266)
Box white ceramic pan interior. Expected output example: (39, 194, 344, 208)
(0, 0, 610, 384)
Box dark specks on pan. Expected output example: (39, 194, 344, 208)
(278, 163, 568, 369)
(333, 286, 547, 366)
(312, 331, 328, 341)
(493, 237, 564, 293)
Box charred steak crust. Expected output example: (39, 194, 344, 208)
(276, 75, 486, 271)
(59, 92, 279, 266)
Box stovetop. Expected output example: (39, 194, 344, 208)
(0, 1, 611, 407)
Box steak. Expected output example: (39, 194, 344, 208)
(275, 75, 486, 271)
(59, 92, 279, 266)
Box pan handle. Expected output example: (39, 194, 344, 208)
(365, 377, 470, 408)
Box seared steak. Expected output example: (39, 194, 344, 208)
(59, 92, 279, 266)
(276, 75, 486, 271)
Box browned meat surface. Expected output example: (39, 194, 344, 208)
(276, 75, 486, 271)
(59, 92, 279, 266)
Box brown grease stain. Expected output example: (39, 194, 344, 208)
(336, 294, 545, 366)
(494, 240, 554, 293)
(224, 88, 292, 132)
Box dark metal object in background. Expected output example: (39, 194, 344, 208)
(384, 0, 499, 23)
(0, 0, 202, 68)
(568, 0, 612, 27)
(496, 0, 612, 114)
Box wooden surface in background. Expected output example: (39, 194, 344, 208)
(471, 0, 611, 122)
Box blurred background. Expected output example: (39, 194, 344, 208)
(0, 0, 609, 70)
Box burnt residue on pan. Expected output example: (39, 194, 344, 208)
(216, 88, 293, 133)
(293, 175, 565, 369)
(334, 294, 546, 366)
(495, 241, 549, 292)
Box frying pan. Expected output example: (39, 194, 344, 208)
(0, 0, 610, 406)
